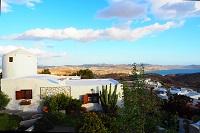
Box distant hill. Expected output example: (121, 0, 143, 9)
(144, 73, 200, 89)
(1, 64, 200, 70)
(97, 72, 200, 90)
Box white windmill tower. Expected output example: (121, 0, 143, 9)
(2, 48, 37, 78)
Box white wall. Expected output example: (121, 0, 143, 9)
(1, 77, 123, 112)
(70, 84, 123, 108)
(1, 78, 59, 112)
(2, 54, 37, 78)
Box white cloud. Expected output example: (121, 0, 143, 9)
(104, 0, 200, 20)
(0, 21, 185, 42)
(113, 20, 133, 29)
(96, 1, 147, 19)
(101, 21, 184, 41)
(149, 0, 200, 19)
(1, 0, 12, 12)
(27, 48, 67, 58)
(0, 46, 67, 58)
(2, 0, 41, 12)
(141, 17, 151, 23)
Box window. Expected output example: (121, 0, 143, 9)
(83, 93, 99, 104)
(16, 90, 32, 100)
(9, 57, 13, 62)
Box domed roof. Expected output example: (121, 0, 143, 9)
(4, 48, 35, 56)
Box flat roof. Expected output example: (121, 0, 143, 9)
(8, 74, 120, 86)
(64, 79, 119, 86)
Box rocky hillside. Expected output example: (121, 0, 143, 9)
(97, 73, 200, 90)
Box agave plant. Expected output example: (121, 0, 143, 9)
(99, 83, 118, 114)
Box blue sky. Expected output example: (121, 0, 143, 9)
(0, 0, 200, 66)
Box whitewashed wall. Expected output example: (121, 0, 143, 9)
(1, 77, 123, 112)
(70, 84, 123, 109)
(1, 78, 58, 112)
(2, 54, 37, 79)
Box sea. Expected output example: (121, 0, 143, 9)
(145, 69, 200, 75)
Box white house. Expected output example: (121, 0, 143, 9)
(1, 48, 123, 112)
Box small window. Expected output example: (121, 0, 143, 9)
(83, 93, 99, 104)
(9, 57, 13, 62)
(16, 90, 32, 100)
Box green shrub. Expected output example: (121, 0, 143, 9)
(41, 68, 51, 74)
(34, 114, 54, 132)
(45, 112, 58, 120)
(43, 93, 72, 112)
(0, 91, 10, 110)
(42, 93, 83, 114)
(159, 111, 179, 132)
(66, 99, 82, 113)
(0, 113, 22, 131)
(98, 113, 119, 133)
(45, 112, 78, 127)
(65, 114, 78, 127)
(44, 112, 66, 125)
(76, 112, 107, 133)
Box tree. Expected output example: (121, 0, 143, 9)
(41, 68, 51, 74)
(71, 69, 95, 79)
(120, 63, 164, 133)
(0, 91, 10, 111)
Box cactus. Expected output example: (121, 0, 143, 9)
(99, 83, 118, 114)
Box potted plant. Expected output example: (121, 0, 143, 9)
(20, 100, 31, 105)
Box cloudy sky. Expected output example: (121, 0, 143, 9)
(0, 0, 200, 66)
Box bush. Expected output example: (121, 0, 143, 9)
(34, 114, 54, 132)
(160, 112, 179, 132)
(41, 68, 51, 74)
(162, 93, 194, 119)
(0, 91, 10, 110)
(76, 112, 107, 133)
(43, 93, 72, 112)
(98, 113, 119, 133)
(71, 69, 95, 79)
(0, 113, 22, 131)
(66, 99, 82, 114)
(45, 112, 78, 127)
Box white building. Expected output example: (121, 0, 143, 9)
(1, 48, 123, 112)
(2, 48, 37, 78)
